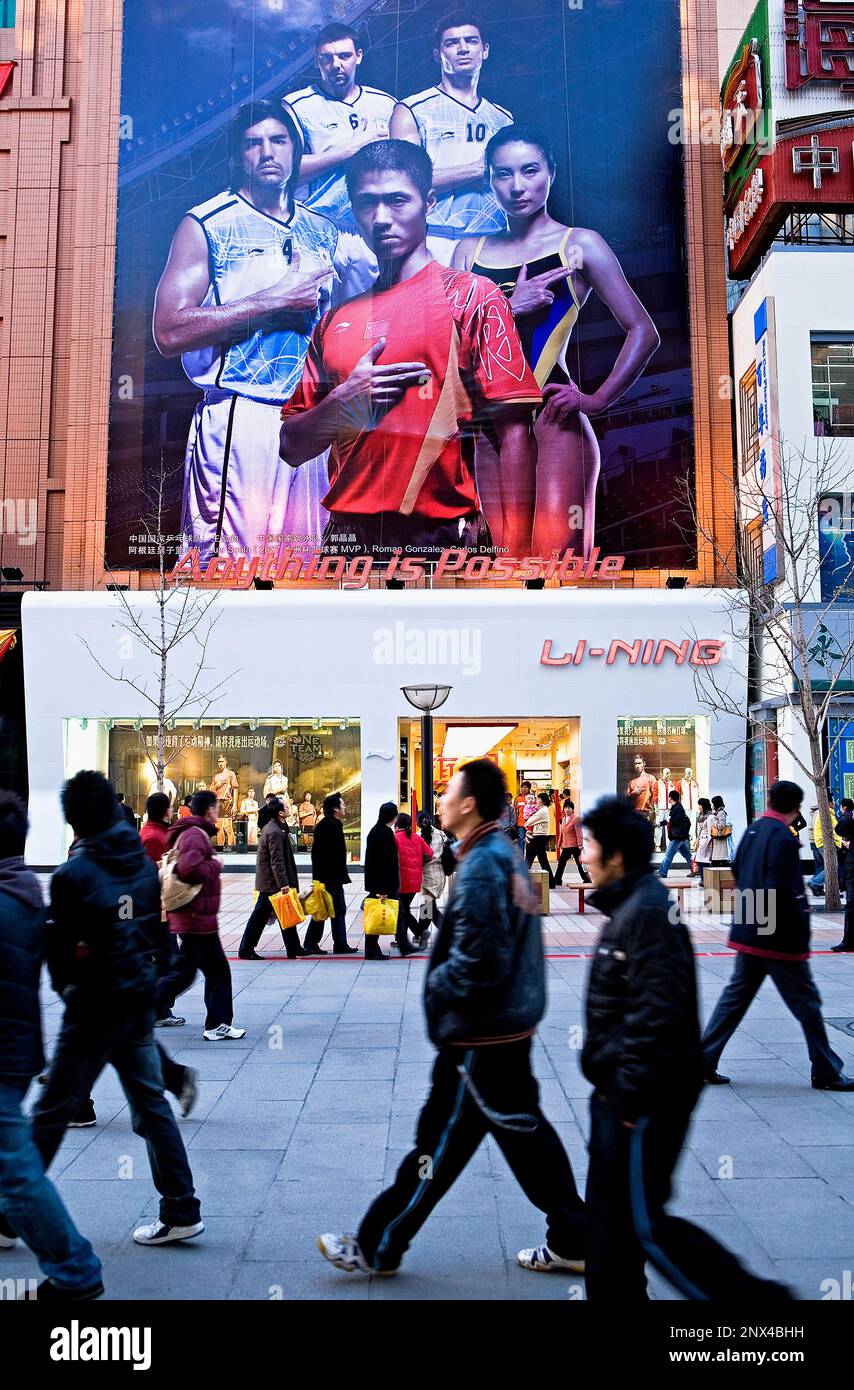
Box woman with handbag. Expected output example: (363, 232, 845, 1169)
(708, 795, 733, 866)
(553, 800, 590, 885)
(394, 813, 433, 958)
(238, 798, 306, 960)
(416, 812, 448, 950)
(363, 802, 399, 961)
(693, 798, 713, 885)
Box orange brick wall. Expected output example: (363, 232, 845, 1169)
(0, 0, 736, 594)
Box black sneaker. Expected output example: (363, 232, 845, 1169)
(69, 1098, 97, 1128)
(133, 1219, 204, 1245)
(703, 1072, 731, 1085)
(831, 943, 854, 953)
(33, 1277, 104, 1301)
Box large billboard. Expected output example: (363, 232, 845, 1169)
(107, 0, 695, 585)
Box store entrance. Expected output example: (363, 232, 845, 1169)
(398, 716, 581, 824)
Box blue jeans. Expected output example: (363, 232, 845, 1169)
(0, 1078, 101, 1289)
(517, 825, 527, 853)
(659, 839, 693, 877)
(809, 845, 825, 890)
(33, 1002, 201, 1228)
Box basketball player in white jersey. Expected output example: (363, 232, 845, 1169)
(287, 22, 395, 230)
(390, 10, 512, 264)
(153, 98, 374, 564)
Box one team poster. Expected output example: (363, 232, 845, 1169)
(107, 0, 695, 585)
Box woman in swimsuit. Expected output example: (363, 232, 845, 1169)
(453, 125, 660, 556)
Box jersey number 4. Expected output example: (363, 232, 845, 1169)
(466, 122, 487, 142)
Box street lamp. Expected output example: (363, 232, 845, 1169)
(401, 684, 452, 819)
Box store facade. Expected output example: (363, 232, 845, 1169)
(22, 588, 747, 867)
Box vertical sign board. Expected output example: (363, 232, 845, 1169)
(754, 296, 781, 584)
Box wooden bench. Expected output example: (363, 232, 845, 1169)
(573, 878, 697, 914)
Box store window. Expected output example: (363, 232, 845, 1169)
(64, 718, 361, 860)
(617, 717, 711, 843)
(738, 364, 759, 475)
(811, 334, 854, 437)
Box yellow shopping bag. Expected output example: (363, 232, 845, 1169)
(363, 895, 399, 936)
(271, 887, 306, 930)
(300, 879, 334, 920)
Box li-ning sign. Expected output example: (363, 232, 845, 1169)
(540, 638, 726, 667)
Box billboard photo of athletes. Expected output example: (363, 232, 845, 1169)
(107, 0, 695, 582)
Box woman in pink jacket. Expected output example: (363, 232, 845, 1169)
(554, 800, 591, 885)
(394, 813, 433, 957)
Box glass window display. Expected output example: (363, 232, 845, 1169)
(88, 719, 361, 858)
(616, 718, 709, 851)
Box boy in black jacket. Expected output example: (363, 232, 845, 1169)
(581, 796, 791, 1301)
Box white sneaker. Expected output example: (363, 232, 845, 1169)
(517, 1244, 585, 1274)
(133, 1220, 205, 1246)
(202, 1024, 246, 1041)
(316, 1232, 397, 1275)
(0, 1233, 16, 1250)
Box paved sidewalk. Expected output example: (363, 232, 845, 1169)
(4, 876, 854, 1300)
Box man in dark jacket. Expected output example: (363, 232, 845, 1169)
(238, 798, 305, 959)
(702, 780, 854, 1090)
(832, 800, 854, 952)
(155, 790, 246, 1039)
(362, 802, 400, 961)
(317, 759, 585, 1277)
(657, 789, 693, 878)
(6, 772, 204, 1249)
(581, 795, 791, 1301)
(0, 791, 104, 1298)
(303, 792, 355, 955)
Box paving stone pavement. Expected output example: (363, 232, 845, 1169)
(5, 875, 854, 1301)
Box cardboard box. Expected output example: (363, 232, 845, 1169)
(703, 865, 736, 914)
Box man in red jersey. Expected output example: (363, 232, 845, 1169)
(280, 139, 540, 558)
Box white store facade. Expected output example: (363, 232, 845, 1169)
(21, 588, 748, 868)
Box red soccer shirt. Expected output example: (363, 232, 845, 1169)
(282, 259, 541, 519)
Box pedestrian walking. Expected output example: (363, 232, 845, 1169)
(701, 780, 854, 1091)
(363, 802, 399, 961)
(317, 759, 586, 1278)
(155, 790, 246, 1041)
(394, 813, 432, 958)
(707, 795, 733, 867)
(831, 804, 854, 952)
(808, 795, 840, 895)
(525, 792, 556, 888)
(416, 811, 448, 947)
(238, 798, 306, 960)
(657, 789, 693, 878)
(8, 772, 204, 1247)
(0, 791, 104, 1299)
(554, 800, 590, 885)
(580, 795, 793, 1302)
(303, 793, 356, 955)
(514, 781, 532, 853)
(691, 798, 713, 886)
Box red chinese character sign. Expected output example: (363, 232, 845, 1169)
(784, 0, 854, 92)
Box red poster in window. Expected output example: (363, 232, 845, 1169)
(0, 63, 16, 99)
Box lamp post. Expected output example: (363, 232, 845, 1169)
(401, 684, 452, 820)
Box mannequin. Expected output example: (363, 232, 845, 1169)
(211, 753, 238, 848)
(680, 767, 700, 813)
(240, 788, 259, 847)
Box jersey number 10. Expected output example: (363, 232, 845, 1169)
(466, 121, 487, 143)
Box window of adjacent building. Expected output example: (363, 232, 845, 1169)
(811, 334, 854, 437)
(738, 364, 759, 474)
(0, 2, 14, 27)
(742, 516, 765, 592)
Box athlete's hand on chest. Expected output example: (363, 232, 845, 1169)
(334, 336, 431, 426)
(254, 250, 332, 318)
(510, 262, 575, 317)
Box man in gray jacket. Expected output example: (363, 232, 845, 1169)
(316, 758, 585, 1276)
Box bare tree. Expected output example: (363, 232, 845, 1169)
(683, 433, 854, 910)
(82, 456, 240, 801)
